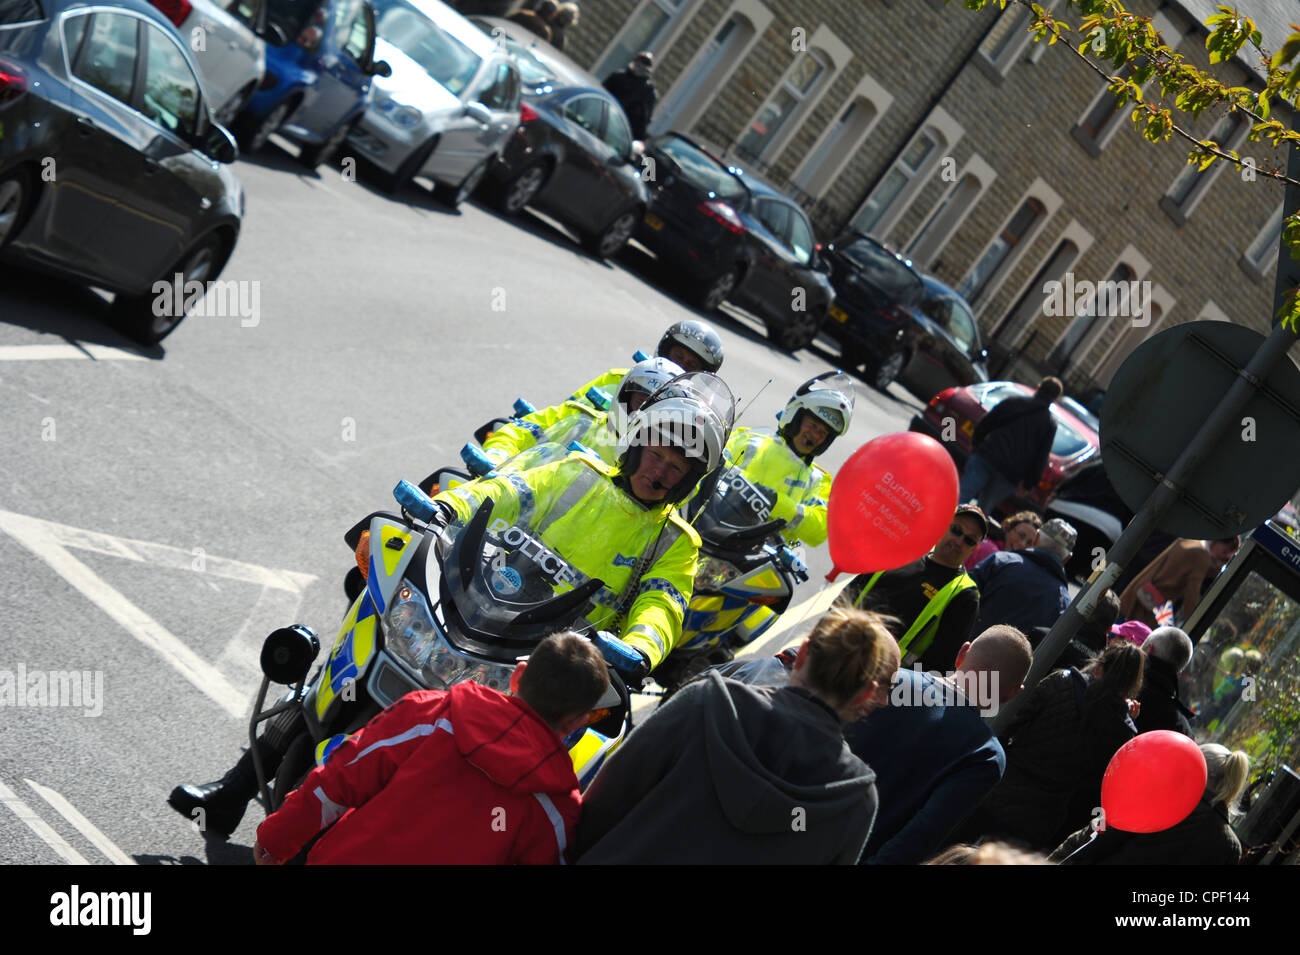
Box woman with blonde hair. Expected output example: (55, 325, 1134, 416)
(575, 607, 898, 864)
(1049, 742, 1248, 864)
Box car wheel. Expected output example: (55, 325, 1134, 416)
(586, 207, 640, 259)
(698, 267, 739, 313)
(770, 307, 825, 353)
(383, 135, 439, 195)
(868, 348, 908, 392)
(110, 232, 227, 345)
(300, 116, 355, 170)
(217, 82, 257, 128)
(236, 98, 294, 154)
(433, 155, 488, 208)
(0, 167, 35, 251)
(497, 161, 548, 215)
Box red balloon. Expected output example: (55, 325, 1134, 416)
(826, 432, 959, 576)
(1101, 731, 1207, 833)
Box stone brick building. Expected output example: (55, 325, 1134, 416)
(551, 0, 1294, 397)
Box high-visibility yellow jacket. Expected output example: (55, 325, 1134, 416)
(722, 427, 833, 546)
(570, 367, 626, 406)
(482, 399, 620, 470)
(435, 454, 700, 671)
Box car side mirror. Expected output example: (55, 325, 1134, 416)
(465, 101, 492, 125)
(261, 22, 289, 47)
(369, 59, 392, 78)
(202, 123, 239, 164)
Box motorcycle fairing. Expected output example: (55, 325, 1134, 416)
(316, 517, 420, 723)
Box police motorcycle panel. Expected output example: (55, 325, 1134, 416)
(651, 465, 808, 692)
(250, 480, 633, 809)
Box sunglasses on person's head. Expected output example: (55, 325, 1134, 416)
(949, 524, 981, 547)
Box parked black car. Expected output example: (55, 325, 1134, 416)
(0, 0, 242, 344)
(634, 132, 834, 353)
(822, 233, 988, 395)
(471, 17, 646, 258)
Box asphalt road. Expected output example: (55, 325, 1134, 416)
(0, 141, 919, 864)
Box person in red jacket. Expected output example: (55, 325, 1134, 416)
(253, 632, 612, 865)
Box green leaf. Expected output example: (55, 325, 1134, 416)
(1270, 34, 1300, 70)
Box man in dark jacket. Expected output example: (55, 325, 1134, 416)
(959, 376, 1062, 512)
(1136, 626, 1195, 736)
(603, 51, 657, 140)
(575, 611, 892, 864)
(846, 625, 1032, 865)
(969, 518, 1076, 637)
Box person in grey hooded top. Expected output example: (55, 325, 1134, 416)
(574, 608, 899, 864)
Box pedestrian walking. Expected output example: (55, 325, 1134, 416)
(603, 51, 657, 140)
(959, 377, 1062, 513)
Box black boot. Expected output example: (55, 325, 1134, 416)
(168, 738, 284, 837)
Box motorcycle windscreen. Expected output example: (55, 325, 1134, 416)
(438, 503, 603, 657)
(693, 465, 780, 540)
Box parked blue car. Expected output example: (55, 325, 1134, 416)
(233, 0, 392, 168)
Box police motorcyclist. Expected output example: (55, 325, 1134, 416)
(483, 357, 683, 471)
(571, 320, 725, 406)
(718, 372, 854, 547)
(167, 376, 731, 837)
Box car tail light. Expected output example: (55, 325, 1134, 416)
(519, 102, 539, 123)
(697, 200, 744, 234)
(298, 8, 327, 52)
(0, 62, 25, 106)
(148, 0, 192, 28)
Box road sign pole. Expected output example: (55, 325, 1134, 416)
(993, 147, 1300, 733)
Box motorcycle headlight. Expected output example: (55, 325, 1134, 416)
(385, 582, 440, 670)
(697, 556, 742, 592)
(391, 106, 422, 128)
(383, 580, 516, 692)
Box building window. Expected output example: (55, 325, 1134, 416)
(958, 198, 1047, 303)
(1160, 112, 1248, 224)
(596, 0, 697, 79)
(1047, 262, 1139, 373)
(851, 132, 936, 235)
(649, 1, 772, 136)
(904, 156, 995, 271)
(976, 0, 1062, 81)
(1240, 203, 1283, 282)
(993, 236, 1086, 347)
(736, 51, 827, 161)
(1090, 286, 1173, 387)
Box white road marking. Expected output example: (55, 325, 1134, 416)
(0, 779, 91, 865)
(0, 511, 252, 718)
(6, 511, 316, 592)
(24, 779, 134, 865)
(218, 583, 309, 669)
(0, 344, 147, 361)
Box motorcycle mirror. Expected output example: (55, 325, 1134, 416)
(260, 625, 320, 685)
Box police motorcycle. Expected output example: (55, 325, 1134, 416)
(249, 480, 637, 809)
(648, 465, 809, 693)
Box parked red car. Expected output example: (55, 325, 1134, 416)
(909, 381, 1100, 511)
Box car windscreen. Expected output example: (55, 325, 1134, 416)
(923, 294, 979, 352)
(655, 136, 748, 206)
(1061, 397, 1100, 431)
(266, 0, 318, 40)
(468, 18, 563, 88)
(839, 239, 925, 302)
(376, 3, 482, 94)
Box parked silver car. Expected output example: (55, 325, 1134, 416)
(146, 0, 282, 125)
(347, 0, 520, 205)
